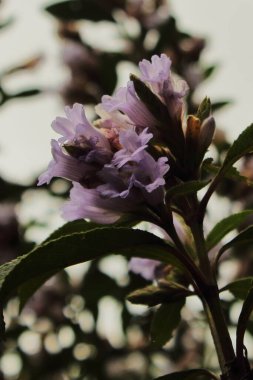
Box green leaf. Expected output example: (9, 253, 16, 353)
(127, 283, 191, 307)
(0, 176, 27, 201)
(203, 65, 216, 80)
(45, 0, 115, 22)
(45, 0, 114, 21)
(150, 299, 184, 347)
(99, 53, 122, 95)
(196, 97, 211, 122)
(206, 210, 253, 251)
(18, 219, 141, 309)
(44, 217, 139, 243)
(44, 220, 100, 242)
(10, 89, 41, 99)
(221, 123, 253, 172)
(0, 17, 14, 30)
(0, 228, 181, 309)
(202, 161, 253, 185)
(154, 368, 217, 380)
(154, 16, 188, 53)
(211, 100, 231, 112)
(216, 225, 253, 263)
(221, 277, 253, 300)
(166, 180, 210, 201)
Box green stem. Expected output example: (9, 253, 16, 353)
(188, 204, 245, 379)
(201, 285, 236, 376)
(157, 204, 207, 290)
(190, 219, 213, 280)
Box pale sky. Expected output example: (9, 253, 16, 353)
(0, 0, 253, 184)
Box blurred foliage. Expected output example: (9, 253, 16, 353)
(1, 0, 253, 380)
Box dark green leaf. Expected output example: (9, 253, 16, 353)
(222, 123, 253, 172)
(202, 162, 252, 184)
(44, 217, 139, 243)
(196, 97, 211, 122)
(127, 283, 191, 307)
(211, 100, 231, 112)
(11, 89, 41, 99)
(166, 180, 210, 201)
(154, 368, 217, 380)
(19, 219, 140, 308)
(99, 53, 122, 94)
(44, 220, 106, 243)
(45, 0, 115, 22)
(217, 225, 253, 261)
(0, 17, 14, 30)
(203, 65, 216, 80)
(154, 16, 188, 52)
(0, 176, 27, 201)
(0, 228, 181, 308)
(150, 299, 184, 347)
(206, 210, 253, 251)
(221, 277, 253, 300)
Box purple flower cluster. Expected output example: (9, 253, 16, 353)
(39, 54, 188, 224)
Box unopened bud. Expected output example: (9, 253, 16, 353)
(185, 115, 201, 163)
(199, 116, 215, 156)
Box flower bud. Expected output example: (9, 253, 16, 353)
(198, 116, 216, 158)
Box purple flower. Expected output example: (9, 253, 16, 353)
(60, 133, 169, 224)
(139, 54, 188, 113)
(112, 128, 152, 168)
(97, 128, 169, 206)
(38, 55, 181, 225)
(38, 140, 93, 185)
(53, 103, 110, 149)
(96, 155, 169, 208)
(62, 183, 129, 224)
(101, 82, 157, 130)
(38, 104, 113, 186)
(133, 154, 169, 205)
(139, 54, 172, 94)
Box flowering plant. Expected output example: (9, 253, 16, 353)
(1, 54, 253, 380)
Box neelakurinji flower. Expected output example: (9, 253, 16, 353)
(102, 54, 188, 133)
(61, 128, 169, 223)
(38, 107, 169, 223)
(38, 103, 113, 186)
(101, 81, 157, 130)
(139, 54, 189, 113)
(38, 54, 191, 224)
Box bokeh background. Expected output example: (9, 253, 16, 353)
(1, 0, 253, 379)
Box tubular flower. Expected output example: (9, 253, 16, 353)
(39, 102, 170, 223)
(139, 53, 189, 113)
(101, 82, 157, 130)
